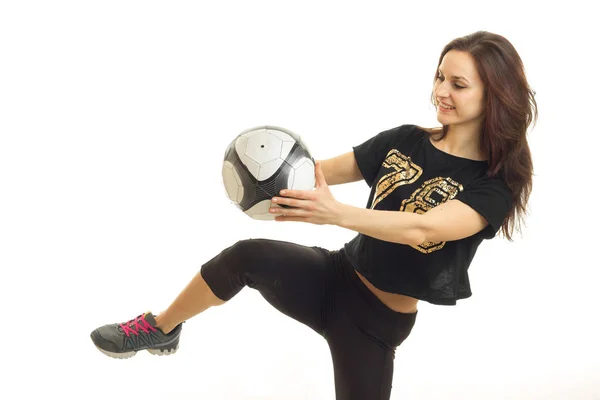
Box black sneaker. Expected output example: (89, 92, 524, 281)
(90, 312, 182, 359)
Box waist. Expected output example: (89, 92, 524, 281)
(354, 270, 419, 314)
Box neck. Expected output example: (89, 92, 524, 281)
(438, 123, 486, 161)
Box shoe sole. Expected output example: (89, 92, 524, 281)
(94, 343, 180, 359)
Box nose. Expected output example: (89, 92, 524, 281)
(435, 80, 451, 99)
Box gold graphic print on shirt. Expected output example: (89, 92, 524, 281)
(400, 177, 463, 253)
(370, 149, 463, 254)
(370, 149, 423, 209)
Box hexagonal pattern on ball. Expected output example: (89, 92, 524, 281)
(290, 159, 315, 190)
(244, 131, 282, 165)
(245, 199, 278, 220)
(221, 161, 242, 203)
(221, 125, 315, 221)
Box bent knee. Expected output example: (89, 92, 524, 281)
(228, 238, 265, 258)
(218, 239, 270, 270)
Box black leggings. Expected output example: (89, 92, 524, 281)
(200, 238, 417, 400)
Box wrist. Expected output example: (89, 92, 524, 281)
(332, 202, 352, 227)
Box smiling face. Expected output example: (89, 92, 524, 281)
(433, 50, 486, 130)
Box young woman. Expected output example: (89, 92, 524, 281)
(91, 30, 537, 399)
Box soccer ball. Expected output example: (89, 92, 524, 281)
(221, 125, 315, 220)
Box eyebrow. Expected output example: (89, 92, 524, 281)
(438, 69, 470, 83)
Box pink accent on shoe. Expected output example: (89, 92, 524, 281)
(120, 314, 157, 337)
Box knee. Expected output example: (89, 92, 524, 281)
(202, 238, 279, 278)
(229, 238, 262, 257)
(219, 239, 265, 269)
(200, 239, 258, 279)
(199, 239, 266, 302)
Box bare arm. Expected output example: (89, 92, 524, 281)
(274, 160, 490, 243)
(336, 200, 489, 245)
(316, 151, 363, 186)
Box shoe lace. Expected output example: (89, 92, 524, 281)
(120, 314, 157, 337)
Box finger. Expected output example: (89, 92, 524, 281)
(270, 207, 311, 217)
(275, 216, 308, 223)
(278, 189, 315, 200)
(271, 196, 311, 208)
(315, 162, 327, 187)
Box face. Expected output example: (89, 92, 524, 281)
(433, 50, 486, 130)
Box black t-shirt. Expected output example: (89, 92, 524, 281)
(342, 124, 512, 305)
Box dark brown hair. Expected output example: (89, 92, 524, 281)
(419, 31, 537, 240)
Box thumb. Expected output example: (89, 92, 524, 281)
(315, 162, 327, 188)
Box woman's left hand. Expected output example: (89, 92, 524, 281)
(270, 162, 344, 225)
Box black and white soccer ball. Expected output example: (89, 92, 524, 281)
(221, 126, 315, 220)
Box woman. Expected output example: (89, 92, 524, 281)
(91, 30, 537, 399)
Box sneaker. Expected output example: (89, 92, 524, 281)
(90, 312, 182, 359)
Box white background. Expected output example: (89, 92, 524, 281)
(1, 1, 598, 399)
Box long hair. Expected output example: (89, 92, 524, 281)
(419, 31, 537, 241)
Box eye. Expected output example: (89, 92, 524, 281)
(437, 74, 465, 89)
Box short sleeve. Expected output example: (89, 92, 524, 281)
(352, 125, 409, 187)
(455, 176, 513, 239)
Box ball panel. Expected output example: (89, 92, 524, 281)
(232, 161, 260, 208)
(238, 180, 274, 211)
(236, 181, 245, 202)
(255, 173, 279, 198)
(297, 137, 313, 161)
(286, 143, 314, 169)
(291, 159, 316, 190)
(232, 163, 243, 186)
(286, 167, 295, 189)
(234, 136, 248, 160)
(244, 131, 282, 165)
(272, 163, 294, 195)
(238, 154, 261, 181)
(245, 199, 277, 220)
(222, 125, 315, 221)
(280, 140, 294, 161)
(265, 126, 301, 142)
(257, 158, 285, 181)
(265, 128, 297, 143)
(238, 126, 264, 137)
(221, 162, 241, 203)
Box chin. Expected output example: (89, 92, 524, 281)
(436, 113, 452, 124)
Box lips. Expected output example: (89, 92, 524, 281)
(437, 99, 455, 110)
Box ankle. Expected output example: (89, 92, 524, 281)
(154, 314, 174, 334)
